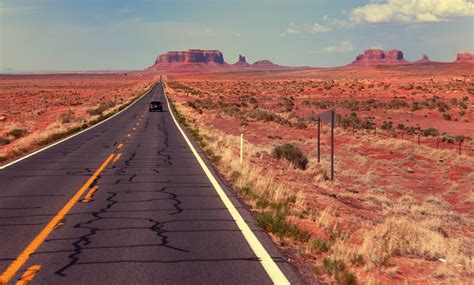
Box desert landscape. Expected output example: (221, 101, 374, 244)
(1, 48, 473, 284)
(0, 74, 155, 162)
(2, 1, 474, 284)
(160, 49, 473, 284)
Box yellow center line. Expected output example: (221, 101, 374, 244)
(132, 127, 136, 131)
(126, 134, 131, 138)
(0, 153, 115, 284)
(15, 265, 41, 285)
(81, 186, 99, 203)
(117, 143, 123, 150)
(113, 153, 122, 164)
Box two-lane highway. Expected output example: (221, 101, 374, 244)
(0, 81, 302, 284)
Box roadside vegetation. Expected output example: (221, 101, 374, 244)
(166, 73, 473, 285)
(0, 75, 156, 163)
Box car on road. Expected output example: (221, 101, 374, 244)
(149, 101, 163, 112)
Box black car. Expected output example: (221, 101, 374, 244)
(149, 101, 163, 112)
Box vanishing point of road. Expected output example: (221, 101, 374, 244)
(0, 81, 303, 284)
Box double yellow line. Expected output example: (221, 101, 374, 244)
(0, 151, 119, 284)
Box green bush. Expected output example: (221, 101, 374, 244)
(308, 238, 330, 253)
(322, 258, 345, 276)
(272, 143, 308, 170)
(256, 211, 310, 241)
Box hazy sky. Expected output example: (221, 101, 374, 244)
(1, 0, 473, 71)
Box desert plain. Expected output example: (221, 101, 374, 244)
(0, 63, 473, 284)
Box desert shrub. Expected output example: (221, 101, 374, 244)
(308, 237, 330, 254)
(411, 101, 421, 111)
(404, 126, 420, 135)
(87, 101, 116, 116)
(442, 113, 451, 121)
(311, 101, 336, 108)
(294, 119, 308, 129)
(340, 100, 359, 111)
(0, 136, 11, 146)
(282, 97, 294, 112)
(322, 258, 345, 276)
(422, 128, 439, 137)
(350, 254, 365, 267)
(7, 129, 28, 138)
(380, 121, 393, 130)
(387, 98, 409, 109)
(441, 134, 456, 144)
(248, 109, 289, 125)
(60, 111, 78, 124)
(240, 185, 258, 200)
(337, 113, 373, 130)
(256, 211, 310, 241)
(272, 143, 308, 170)
(458, 101, 468, 109)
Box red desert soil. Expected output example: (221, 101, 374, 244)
(165, 63, 473, 284)
(0, 73, 156, 160)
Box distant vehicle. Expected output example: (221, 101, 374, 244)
(149, 101, 163, 112)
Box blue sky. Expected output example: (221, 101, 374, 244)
(1, 0, 473, 71)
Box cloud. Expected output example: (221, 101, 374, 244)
(286, 22, 300, 34)
(324, 41, 355, 53)
(350, 0, 474, 24)
(312, 23, 331, 32)
(311, 16, 353, 33)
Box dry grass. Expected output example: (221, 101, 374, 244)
(168, 80, 474, 284)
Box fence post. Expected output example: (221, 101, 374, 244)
(331, 110, 335, 181)
(418, 134, 420, 146)
(240, 134, 243, 165)
(317, 118, 321, 163)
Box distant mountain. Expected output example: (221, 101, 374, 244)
(413, 54, 432, 64)
(350, 49, 409, 66)
(145, 49, 294, 73)
(454, 53, 474, 64)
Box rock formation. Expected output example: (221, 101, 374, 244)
(154, 49, 225, 65)
(146, 49, 292, 73)
(413, 54, 431, 64)
(253, 60, 277, 66)
(351, 49, 409, 65)
(233, 54, 250, 66)
(455, 53, 474, 63)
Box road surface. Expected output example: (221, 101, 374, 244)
(0, 81, 303, 284)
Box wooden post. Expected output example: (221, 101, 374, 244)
(317, 118, 321, 163)
(331, 110, 335, 181)
(459, 141, 462, 155)
(436, 137, 439, 149)
(418, 134, 420, 146)
(240, 134, 243, 165)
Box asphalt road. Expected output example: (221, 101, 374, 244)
(0, 81, 303, 284)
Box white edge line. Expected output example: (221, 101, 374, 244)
(0, 81, 158, 170)
(162, 82, 290, 285)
